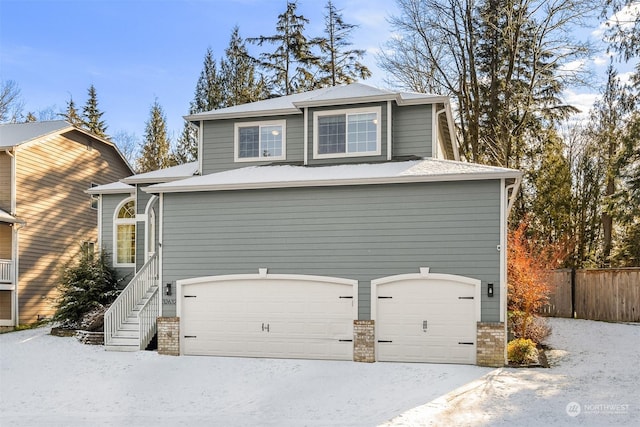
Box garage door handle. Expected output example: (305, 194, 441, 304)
(378, 340, 393, 343)
(458, 297, 474, 300)
(339, 296, 353, 299)
(339, 339, 353, 342)
(184, 335, 197, 338)
(378, 296, 392, 299)
(458, 342, 474, 345)
(262, 323, 270, 332)
(184, 295, 197, 298)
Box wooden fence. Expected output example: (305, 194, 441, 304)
(542, 268, 640, 322)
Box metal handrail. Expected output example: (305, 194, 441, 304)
(104, 253, 158, 346)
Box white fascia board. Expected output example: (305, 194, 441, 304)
(85, 187, 135, 195)
(293, 94, 397, 108)
(184, 108, 301, 122)
(395, 95, 450, 106)
(143, 170, 523, 194)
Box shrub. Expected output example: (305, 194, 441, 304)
(53, 250, 122, 328)
(508, 338, 538, 364)
(509, 311, 552, 344)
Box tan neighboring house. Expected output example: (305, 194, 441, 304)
(0, 120, 133, 328)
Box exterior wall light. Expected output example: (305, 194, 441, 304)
(165, 283, 172, 296)
(487, 283, 494, 297)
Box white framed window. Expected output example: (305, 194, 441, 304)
(234, 120, 286, 162)
(90, 183, 99, 210)
(113, 197, 136, 267)
(313, 106, 382, 159)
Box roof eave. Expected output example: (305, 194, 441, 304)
(293, 94, 398, 108)
(143, 171, 523, 194)
(396, 95, 451, 106)
(185, 108, 302, 122)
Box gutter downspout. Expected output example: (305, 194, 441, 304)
(5, 148, 20, 326)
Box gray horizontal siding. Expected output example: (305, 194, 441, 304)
(393, 104, 432, 158)
(161, 180, 503, 321)
(201, 115, 304, 174)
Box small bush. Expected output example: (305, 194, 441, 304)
(53, 250, 122, 329)
(509, 311, 552, 344)
(508, 338, 538, 364)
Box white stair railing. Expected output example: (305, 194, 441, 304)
(104, 253, 159, 346)
(138, 286, 159, 350)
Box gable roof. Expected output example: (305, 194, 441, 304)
(85, 181, 135, 195)
(0, 120, 133, 173)
(121, 161, 199, 184)
(144, 159, 521, 194)
(184, 83, 449, 121)
(0, 120, 71, 149)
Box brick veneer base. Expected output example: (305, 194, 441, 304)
(157, 317, 180, 356)
(353, 320, 375, 362)
(476, 322, 506, 367)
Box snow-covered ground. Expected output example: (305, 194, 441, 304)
(1, 318, 638, 426)
(384, 318, 640, 426)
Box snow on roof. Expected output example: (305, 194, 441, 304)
(122, 161, 199, 184)
(145, 159, 521, 194)
(184, 83, 447, 121)
(0, 120, 71, 148)
(86, 181, 134, 195)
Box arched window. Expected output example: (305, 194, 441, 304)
(114, 198, 136, 267)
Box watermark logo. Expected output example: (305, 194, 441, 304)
(566, 401, 630, 417)
(566, 402, 581, 417)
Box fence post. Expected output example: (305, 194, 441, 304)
(571, 268, 576, 319)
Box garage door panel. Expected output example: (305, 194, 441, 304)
(374, 273, 480, 364)
(179, 275, 356, 360)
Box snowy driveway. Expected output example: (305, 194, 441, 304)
(0, 327, 490, 427)
(2, 318, 638, 427)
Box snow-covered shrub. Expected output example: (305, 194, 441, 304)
(509, 311, 552, 344)
(507, 338, 538, 364)
(53, 250, 122, 329)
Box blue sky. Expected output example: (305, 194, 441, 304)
(0, 0, 634, 147)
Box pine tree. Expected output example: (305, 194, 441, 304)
(249, 1, 320, 95)
(172, 124, 198, 165)
(62, 96, 82, 126)
(137, 99, 172, 173)
(191, 47, 225, 113)
(317, 1, 371, 87)
(220, 26, 269, 106)
(82, 84, 108, 137)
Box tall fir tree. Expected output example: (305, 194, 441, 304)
(82, 84, 108, 137)
(249, 1, 320, 95)
(137, 99, 172, 173)
(62, 96, 82, 126)
(317, 1, 371, 86)
(220, 26, 269, 106)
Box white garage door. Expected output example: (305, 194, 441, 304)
(372, 269, 481, 364)
(177, 271, 357, 360)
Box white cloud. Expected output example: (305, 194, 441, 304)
(562, 89, 599, 118)
(593, 1, 640, 39)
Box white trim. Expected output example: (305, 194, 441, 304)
(144, 195, 158, 262)
(312, 106, 382, 159)
(500, 179, 507, 324)
(198, 120, 203, 174)
(158, 193, 164, 317)
(176, 271, 359, 337)
(112, 197, 136, 268)
(386, 100, 392, 160)
(97, 195, 102, 250)
(445, 102, 460, 161)
(303, 107, 309, 165)
(233, 119, 287, 162)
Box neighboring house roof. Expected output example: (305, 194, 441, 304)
(184, 83, 450, 121)
(0, 120, 70, 149)
(0, 120, 134, 173)
(145, 159, 522, 194)
(0, 207, 24, 224)
(86, 181, 135, 195)
(121, 161, 199, 184)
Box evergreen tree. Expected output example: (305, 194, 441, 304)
(249, 1, 320, 95)
(220, 26, 269, 106)
(82, 84, 108, 137)
(172, 124, 198, 165)
(137, 99, 172, 173)
(317, 1, 371, 86)
(24, 112, 37, 122)
(62, 96, 82, 126)
(191, 47, 225, 113)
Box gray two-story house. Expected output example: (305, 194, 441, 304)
(89, 83, 521, 366)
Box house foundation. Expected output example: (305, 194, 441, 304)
(157, 317, 180, 356)
(476, 322, 506, 367)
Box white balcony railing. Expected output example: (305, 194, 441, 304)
(0, 259, 12, 283)
(139, 286, 159, 350)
